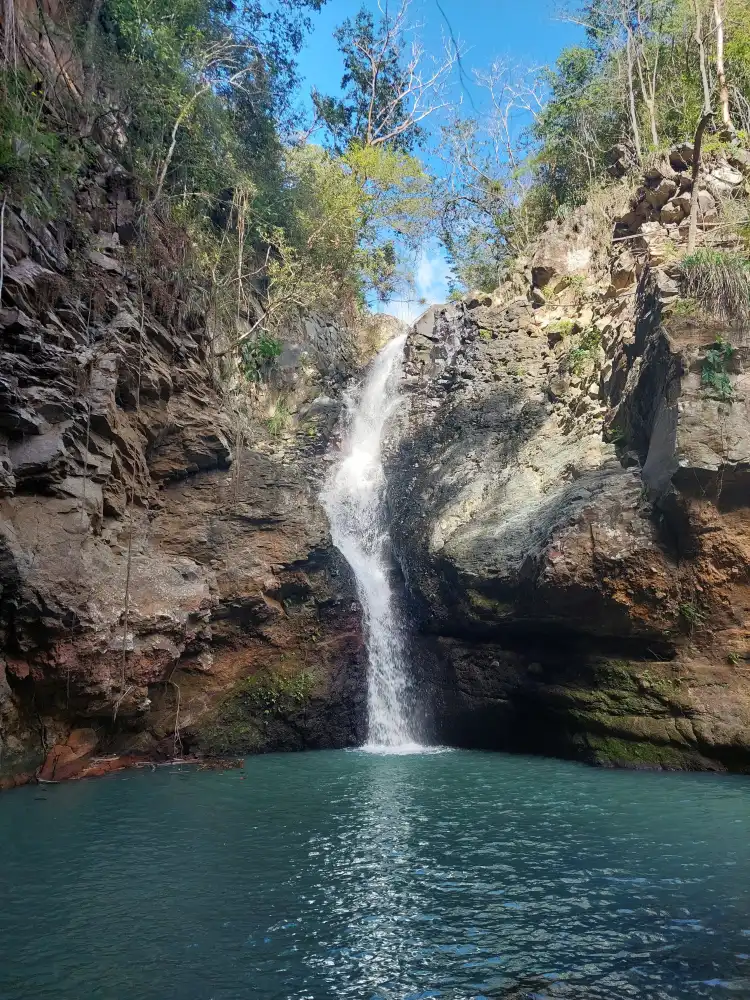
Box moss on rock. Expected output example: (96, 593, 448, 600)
(193, 667, 317, 755)
(585, 734, 699, 769)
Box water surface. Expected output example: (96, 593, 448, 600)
(1, 750, 749, 1000)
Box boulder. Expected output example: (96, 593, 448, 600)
(38, 728, 99, 782)
(645, 178, 678, 209)
(709, 164, 744, 193)
(609, 249, 638, 292)
(659, 199, 686, 224)
(669, 143, 694, 171)
(531, 232, 593, 290)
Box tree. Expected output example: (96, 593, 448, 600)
(312, 0, 456, 153)
(533, 46, 624, 205)
(438, 63, 550, 290)
(713, 0, 734, 128)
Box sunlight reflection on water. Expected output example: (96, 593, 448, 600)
(1, 750, 749, 1000)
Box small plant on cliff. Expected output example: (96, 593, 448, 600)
(239, 670, 315, 714)
(678, 602, 707, 629)
(239, 334, 283, 383)
(603, 424, 627, 445)
(548, 318, 575, 338)
(701, 337, 736, 402)
(266, 396, 292, 438)
(681, 250, 750, 329)
(566, 273, 587, 304)
(0, 70, 84, 213)
(668, 297, 700, 319)
(567, 327, 602, 376)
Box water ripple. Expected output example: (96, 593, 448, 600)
(0, 750, 749, 1000)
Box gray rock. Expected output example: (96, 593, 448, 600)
(710, 164, 743, 190)
(645, 178, 678, 209)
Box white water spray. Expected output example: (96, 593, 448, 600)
(322, 334, 417, 749)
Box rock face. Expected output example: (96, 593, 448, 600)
(386, 148, 750, 771)
(0, 173, 366, 778)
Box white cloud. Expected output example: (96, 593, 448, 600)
(375, 246, 451, 325)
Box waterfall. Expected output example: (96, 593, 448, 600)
(322, 334, 418, 749)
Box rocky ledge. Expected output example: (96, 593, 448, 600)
(386, 146, 750, 771)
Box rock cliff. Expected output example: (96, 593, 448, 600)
(0, 168, 366, 780)
(386, 147, 750, 770)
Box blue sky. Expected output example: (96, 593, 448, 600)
(295, 0, 582, 319)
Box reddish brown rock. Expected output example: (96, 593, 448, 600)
(37, 729, 99, 781)
(0, 173, 365, 777)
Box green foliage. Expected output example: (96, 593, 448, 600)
(313, 6, 425, 153)
(273, 142, 430, 309)
(604, 425, 627, 444)
(236, 669, 315, 714)
(567, 327, 602, 375)
(440, 0, 750, 291)
(587, 734, 695, 769)
(239, 333, 283, 382)
(266, 396, 291, 437)
(701, 337, 737, 401)
(196, 668, 315, 754)
(99, 0, 311, 204)
(668, 297, 700, 318)
(532, 45, 625, 210)
(728, 651, 743, 666)
(681, 249, 750, 328)
(678, 602, 707, 627)
(439, 112, 554, 292)
(549, 318, 575, 338)
(0, 70, 85, 213)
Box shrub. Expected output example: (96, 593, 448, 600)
(0, 69, 85, 213)
(566, 327, 602, 376)
(678, 602, 707, 628)
(266, 396, 291, 437)
(549, 318, 575, 338)
(239, 333, 283, 383)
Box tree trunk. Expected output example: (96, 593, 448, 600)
(81, 0, 105, 110)
(626, 31, 643, 163)
(713, 0, 733, 129)
(694, 0, 712, 115)
(687, 112, 714, 254)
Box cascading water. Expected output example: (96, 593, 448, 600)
(322, 334, 417, 749)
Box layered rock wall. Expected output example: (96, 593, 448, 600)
(0, 163, 365, 778)
(386, 148, 750, 770)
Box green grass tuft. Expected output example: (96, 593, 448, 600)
(681, 249, 750, 328)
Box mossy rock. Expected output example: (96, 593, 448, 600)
(466, 590, 515, 617)
(192, 668, 317, 755)
(585, 734, 698, 770)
